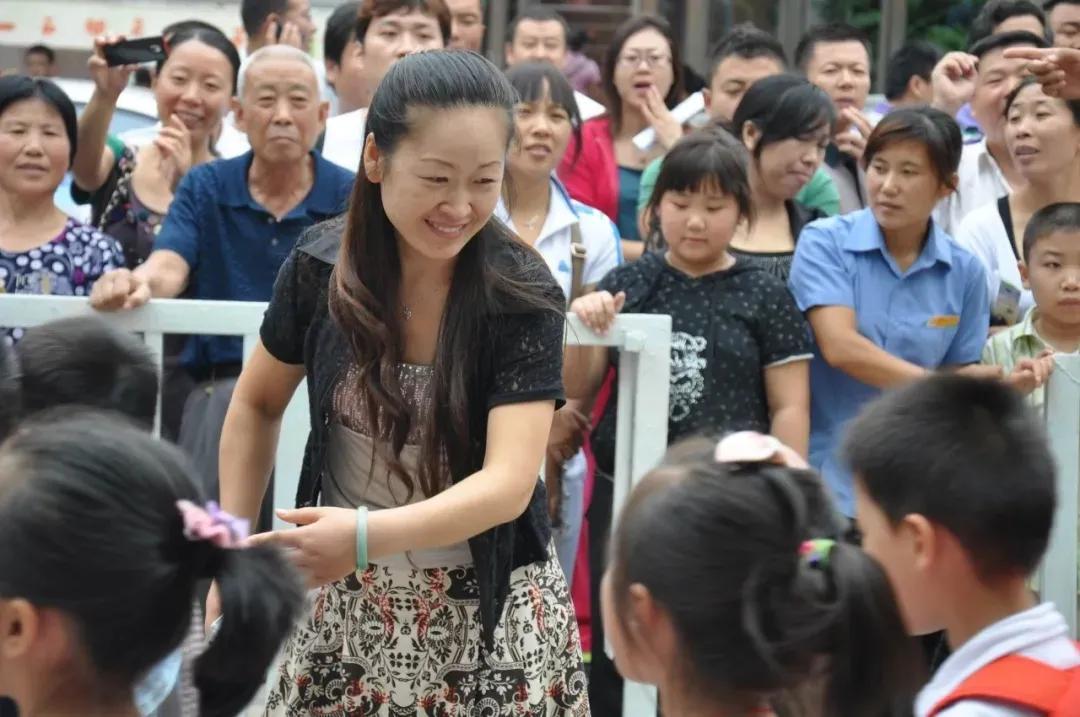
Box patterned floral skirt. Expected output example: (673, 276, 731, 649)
(263, 554, 590, 716)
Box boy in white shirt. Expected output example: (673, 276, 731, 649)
(846, 375, 1080, 716)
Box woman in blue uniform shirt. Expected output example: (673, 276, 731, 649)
(789, 107, 992, 518)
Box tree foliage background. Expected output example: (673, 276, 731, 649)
(814, 0, 989, 51)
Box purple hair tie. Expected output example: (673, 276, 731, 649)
(176, 500, 249, 549)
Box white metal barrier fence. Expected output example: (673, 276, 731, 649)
(0, 295, 311, 518)
(0, 294, 671, 715)
(1042, 354, 1080, 636)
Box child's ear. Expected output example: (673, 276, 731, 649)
(0, 599, 39, 661)
(900, 513, 936, 573)
(1019, 260, 1030, 290)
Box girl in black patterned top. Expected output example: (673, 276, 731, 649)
(570, 129, 813, 464)
(568, 128, 812, 714)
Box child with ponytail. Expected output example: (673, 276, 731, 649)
(601, 431, 923, 717)
(0, 411, 304, 717)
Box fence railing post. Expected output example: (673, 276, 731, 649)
(565, 314, 672, 717)
(1042, 354, 1080, 636)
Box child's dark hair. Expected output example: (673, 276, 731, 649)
(0, 75, 78, 164)
(845, 375, 1056, 581)
(644, 126, 753, 227)
(0, 411, 304, 717)
(609, 438, 922, 716)
(1023, 201, 1080, 261)
(0, 343, 20, 442)
(13, 317, 159, 430)
(732, 73, 836, 160)
(505, 60, 583, 160)
(863, 106, 962, 190)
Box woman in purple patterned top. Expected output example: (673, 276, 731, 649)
(0, 76, 123, 344)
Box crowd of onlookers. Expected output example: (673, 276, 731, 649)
(1, 0, 1080, 715)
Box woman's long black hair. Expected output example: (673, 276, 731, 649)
(0, 411, 304, 717)
(329, 50, 563, 500)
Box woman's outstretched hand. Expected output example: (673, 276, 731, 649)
(246, 507, 359, 587)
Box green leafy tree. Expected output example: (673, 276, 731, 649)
(813, 0, 988, 52)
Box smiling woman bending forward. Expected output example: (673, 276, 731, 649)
(214, 50, 589, 716)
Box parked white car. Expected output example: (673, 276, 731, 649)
(48, 78, 159, 221)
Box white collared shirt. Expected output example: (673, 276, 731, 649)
(952, 200, 1033, 322)
(575, 91, 605, 122)
(495, 176, 622, 304)
(915, 603, 1080, 716)
(934, 139, 1013, 237)
(320, 107, 368, 172)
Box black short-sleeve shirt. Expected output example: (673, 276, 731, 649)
(592, 251, 812, 476)
(259, 216, 565, 648)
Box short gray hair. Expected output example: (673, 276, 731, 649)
(237, 45, 320, 97)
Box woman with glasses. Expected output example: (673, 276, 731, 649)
(558, 15, 684, 258)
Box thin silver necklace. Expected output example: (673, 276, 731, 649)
(520, 212, 544, 230)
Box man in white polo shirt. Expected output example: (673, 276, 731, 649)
(931, 31, 1050, 235)
(504, 6, 606, 122)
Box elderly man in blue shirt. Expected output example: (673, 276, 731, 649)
(90, 44, 355, 372)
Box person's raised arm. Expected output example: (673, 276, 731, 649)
(930, 51, 978, 118)
(73, 37, 136, 192)
(1004, 46, 1080, 99)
